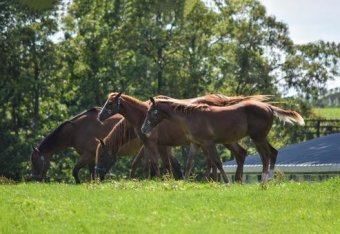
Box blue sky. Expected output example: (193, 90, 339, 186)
(260, 0, 340, 44)
(260, 0, 340, 89)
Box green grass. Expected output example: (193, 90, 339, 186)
(313, 107, 340, 119)
(0, 178, 339, 234)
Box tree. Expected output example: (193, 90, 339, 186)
(0, 0, 64, 179)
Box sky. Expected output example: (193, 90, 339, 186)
(259, 0, 340, 89)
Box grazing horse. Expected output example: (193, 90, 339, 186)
(97, 93, 267, 182)
(95, 117, 183, 180)
(30, 108, 123, 183)
(141, 97, 305, 182)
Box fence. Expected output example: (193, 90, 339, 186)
(300, 119, 340, 138)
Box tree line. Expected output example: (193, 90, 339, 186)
(0, 0, 339, 181)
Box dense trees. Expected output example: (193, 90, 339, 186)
(0, 0, 339, 181)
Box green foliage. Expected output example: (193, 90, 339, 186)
(0, 178, 339, 233)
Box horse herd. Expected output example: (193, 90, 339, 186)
(30, 93, 304, 184)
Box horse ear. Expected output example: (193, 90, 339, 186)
(117, 92, 122, 97)
(150, 97, 155, 105)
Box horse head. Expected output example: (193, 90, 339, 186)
(30, 146, 49, 181)
(141, 97, 167, 137)
(95, 139, 116, 180)
(98, 92, 122, 122)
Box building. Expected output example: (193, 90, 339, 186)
(223, 133, 340, 183)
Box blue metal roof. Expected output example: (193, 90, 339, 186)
(224, 133, 340, 167)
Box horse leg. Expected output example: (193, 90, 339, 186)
(73, 155, 89, 184)
(224, 143, 247, 183)
(211, 162, 218, 181)
(158, 146, 183, 180)
(157, 146, 172, 175)
(130, 147, 145, 178)
(184, 144, 199, 179)
(253, 139, 271, 183)
(203, 144, 230, 183)
(200, 148, 219, 182)
(88, 161, 95, 181)
(201, 148, 213, 181)
(169, 153, 183, 180)
(202, 147, 218, 181)
(268, 143, 278, 179)
(143, 143, 161, 178)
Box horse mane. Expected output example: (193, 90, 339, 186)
(38, 107, 101, 151)
(156, 99, 211, 114)
(107, 93, 149, 111)
(154, 95, 172, 100)
(68, 107, 101, 122)
(104, 118, 136, 153)
(208, 94, 272, 106)
(155, 94, 272, 114)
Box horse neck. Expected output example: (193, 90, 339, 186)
(120, 95, 148, 127)
(106, 119, 136, 155)
(160, 103, 191, 128)
(38, 124, 74, 156)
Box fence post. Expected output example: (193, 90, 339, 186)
(316, 120, 321, 138)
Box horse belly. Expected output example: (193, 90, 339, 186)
(212, 116, 248, 143)
(156, 122, 189, 146)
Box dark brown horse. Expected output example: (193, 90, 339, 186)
(141, 97, 305, 182)
(97, 93, 267, 182)
(30, 108, 123, 183)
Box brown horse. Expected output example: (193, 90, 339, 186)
(97, 93, 267, 182)
(141, 97, 305, 182)
(95, 117, 183, 180)
(30, 108, 123, 183)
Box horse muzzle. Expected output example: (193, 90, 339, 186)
(95, 167, 107, 181)
(28, 174, 44, 182)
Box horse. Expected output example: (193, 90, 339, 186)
(141, 97, 305, 182)
(97, 93, 268, 182)
(95, 117, 183, 180)
(30, 107, 172, 182)
(30, 108, 123, 183)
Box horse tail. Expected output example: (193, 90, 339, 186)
(270, 105, 305, 126)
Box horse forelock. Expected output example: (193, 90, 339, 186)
(107, 92, 120, 101)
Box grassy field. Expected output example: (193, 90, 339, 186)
(313, 107, 340, 119)
(0, 178, 339, 234)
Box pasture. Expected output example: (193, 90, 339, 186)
(313, 107, 340, 119)
(1, 178, 339, 233)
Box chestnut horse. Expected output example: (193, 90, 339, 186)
(30, 108, 123, 183)
(141, 97, 305, 182)
(95, 116, 183, 180)
(97, 93, 267, 182)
